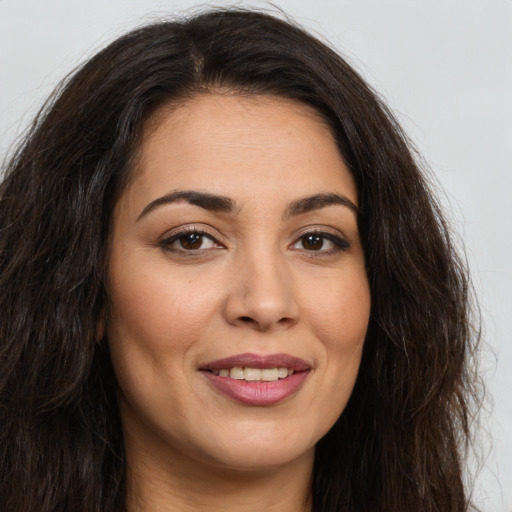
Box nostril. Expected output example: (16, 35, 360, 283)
(236, 315, 295, 331)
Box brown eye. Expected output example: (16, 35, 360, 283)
(179, 233, 204, 250)
(290, 231, 350, 254)
(301, 234, 324, 250)
(161, 229, 223, 254)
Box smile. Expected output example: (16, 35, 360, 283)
(200, 353, 310, 406)
(209, 367, 294, 381)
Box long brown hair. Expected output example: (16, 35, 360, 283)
(0, 8, 481, 511)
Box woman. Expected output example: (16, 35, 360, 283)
(0, 8, 480, 512)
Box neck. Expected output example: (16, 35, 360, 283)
(124, 427, 314, 512)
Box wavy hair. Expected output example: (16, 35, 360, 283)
(0, 8, 481, 512)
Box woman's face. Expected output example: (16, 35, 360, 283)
(106, 94, 370, 473)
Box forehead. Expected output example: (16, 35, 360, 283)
(122, 93, 357, 213)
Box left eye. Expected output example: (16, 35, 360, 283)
(291, 232, 349, 252)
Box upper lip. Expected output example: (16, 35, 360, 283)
(199, 353, 311, 371)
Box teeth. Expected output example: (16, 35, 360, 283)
(261, 368, 278, 381)
(229, 367, 244, 380)
(213, 367, 295, 381)
(244, 368, 261, 381)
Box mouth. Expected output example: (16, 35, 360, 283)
(199, 353, 311, 406)
(208, 366, 295, 381)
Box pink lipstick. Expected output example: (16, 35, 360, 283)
(199, 353, 310, 406)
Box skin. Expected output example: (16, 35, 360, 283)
(106, 93, 371, 512)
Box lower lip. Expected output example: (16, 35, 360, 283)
(201, 371, 309, 406)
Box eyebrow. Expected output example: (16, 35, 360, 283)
(283, 193, 359, 218)
(137, 190, 235, 221)
(136, 190, 358, 222)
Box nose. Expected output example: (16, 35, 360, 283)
(222, 250, 299, 332)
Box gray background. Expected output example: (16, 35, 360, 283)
(1, 1, 510, 510)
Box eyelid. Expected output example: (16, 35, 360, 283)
(159, 224, 226, 252)
(293, 225, 349, 243)
(157, 223, 350, 255)
(289, 226, 350, 253)
(161, 223, 221, 239)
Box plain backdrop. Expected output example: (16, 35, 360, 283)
(1, 1, 511, 510)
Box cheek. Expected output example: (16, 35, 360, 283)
(105, 262, 220, 432)
(306, 267, 370, 345)
(302, 267, 370, 420)
(107, 258, 222, 353)
(105, 256, 229, 419)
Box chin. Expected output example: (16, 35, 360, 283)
(187, 420, 318, 473)
(206, 442, 315, 474)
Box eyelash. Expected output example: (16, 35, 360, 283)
(290, 230, 350, 255)
(159, 226, 224, 254)
(159, 227, 350, 256)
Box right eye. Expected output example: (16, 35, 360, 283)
(160, 229, 224, 254)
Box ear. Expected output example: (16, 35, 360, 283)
(96, 308, 106, 342)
